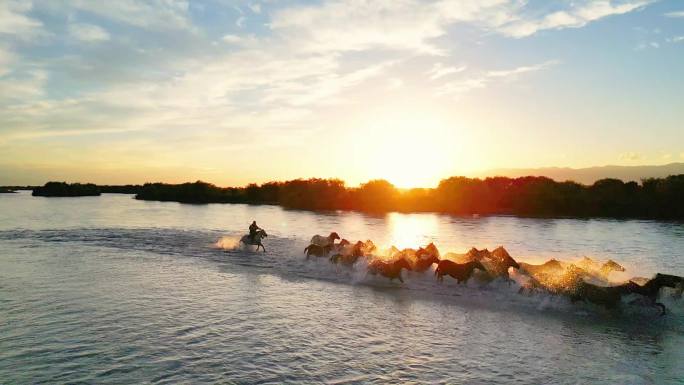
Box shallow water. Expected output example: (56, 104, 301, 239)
(1, 191, 683, 384)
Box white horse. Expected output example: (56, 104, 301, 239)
(240, 229, 268, 252)
(310, 232, 340, 248)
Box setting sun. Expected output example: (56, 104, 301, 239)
(346, 109, 462, 188)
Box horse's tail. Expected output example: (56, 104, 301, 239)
(304, 246, 310, 255)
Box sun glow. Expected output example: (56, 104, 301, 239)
(386, 213, 439, 250)
(350, 109, 462, 188)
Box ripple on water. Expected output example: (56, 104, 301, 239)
(1, 195, 684, 383)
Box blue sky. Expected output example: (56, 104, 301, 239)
(1, 0, 683, 186)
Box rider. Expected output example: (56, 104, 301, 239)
(249, 221, 261, 242)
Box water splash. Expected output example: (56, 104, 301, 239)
(215, 236, 240, 250)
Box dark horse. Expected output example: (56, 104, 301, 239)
(368, 258, 412, 283)
(434, 260, 487, 283)
(569, 273, 684, 315)
(304, 244, 331, 258)
(629, 273, 684, 314)
(305, 239, 350, 259)
(569, 281, 640, 310)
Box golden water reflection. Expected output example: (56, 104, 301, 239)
(386, 212, 439, 250)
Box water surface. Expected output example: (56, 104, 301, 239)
(1, 191, 683, 384)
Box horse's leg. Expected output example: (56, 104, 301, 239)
(260, 242, 266, 252)
(398, 274, 404, 283)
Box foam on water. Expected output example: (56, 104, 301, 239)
(5, 227, 679, 320)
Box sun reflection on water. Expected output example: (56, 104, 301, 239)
(386, 213, 439, 250)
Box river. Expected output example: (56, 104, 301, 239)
(1, 191, 683, 384)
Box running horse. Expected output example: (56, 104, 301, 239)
(434, 260, 487, 283)
(409, 243, 441, 272)
(310, 232, 341, 247)
(239, 229, 268, 252)
(368, 258, 412, 283)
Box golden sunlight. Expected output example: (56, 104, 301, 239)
(386, 213, 439, 249)
(353, 109, 462, 188)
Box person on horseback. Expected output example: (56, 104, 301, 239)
(249, 221, 261, 242)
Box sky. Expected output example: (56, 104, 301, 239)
(1, 0, 683, 188)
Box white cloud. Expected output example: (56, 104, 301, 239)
(0, 0, 655, 153)
(268, 0, 524, 56)
(0, 70, 48, 101)
(427, 63, 466, 80)
(69, 23, 110, 42)
(437, 60, 558, 96)
(248, 3, 261, 14)
(0, 46, 16, 77)
(0, 0, 43, 37)
(664, 11, 684, 18)
(222, 34, 257, 46)
(620, 151, 642, 161)
(501, 1, 652, 38)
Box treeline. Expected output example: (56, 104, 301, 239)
(30, 182, 142, 197)
(134, 175, 684, 219)
(33, 182, 101, 197)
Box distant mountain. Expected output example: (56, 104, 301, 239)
(478, 163, 684, 185)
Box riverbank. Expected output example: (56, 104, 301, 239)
(133, 175, 684, 220)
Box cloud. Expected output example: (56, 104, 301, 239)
(664, 11, 684, 18)
(269, 0, 527, 56)
(427, 63, 466, 80)
(236, 16, 246, 28)
(619, 151, 642, 161)
(0, 0, 656, 167)
(222, 33, 257, 46)
(437, 60, 558, 96)
(500, 1, 652, 38)
(0, 0, 43, 37)
(248, 3, 261, 14)
(0, 70, 47, 101)
(69, 23, 110, 42)
(42, 0, 192, 31)
(0, 46, 16, 76)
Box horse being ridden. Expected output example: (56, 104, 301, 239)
(240, 221, 267, 252)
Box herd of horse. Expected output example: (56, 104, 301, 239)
(304, 232, 684, 315)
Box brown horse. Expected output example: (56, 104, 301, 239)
(410, 253, 440, 272)
(519, 259, 565, 277)
(330, 241, 364, 265)
(598, 260, 625, 278)
(368, 258, 411, 283)
(485, 246, 520, 279)
(360, 239, 377, 255)
(416, 243, 440, 259)
(464, 247, 491, 262)
(408, 243, 440, 272)
(434, 260, 486, 283)
(304, 244, 331, 258)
